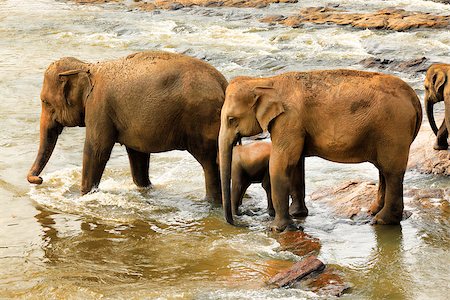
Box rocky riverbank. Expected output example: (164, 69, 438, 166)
(261, 7, 450, 31)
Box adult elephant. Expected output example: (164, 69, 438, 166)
(27, 51, 228, 203)
(219, 70, 422, 231)
(424, 64, 450, 150)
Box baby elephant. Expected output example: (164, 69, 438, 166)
(231, 141, 306, 218)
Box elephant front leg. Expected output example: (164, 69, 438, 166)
(191, 149, 221, 205)
(289, 156, 308, 218)
(434, 120, 448, 150)
(262, 173, 274, 217)
(126, 147, 151, 188)
(269, 144, 303, 232)
(81, 138, 115, 195)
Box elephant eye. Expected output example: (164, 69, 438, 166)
(228, 116, 237, 125)
(42, 99, 50, 106)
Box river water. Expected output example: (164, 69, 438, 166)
(1, 0, 449, 298)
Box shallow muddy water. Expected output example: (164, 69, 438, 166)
(1, 0, 449, 298)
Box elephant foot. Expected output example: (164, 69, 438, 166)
(269, 217, 295, 232)
(289, 204, 308, 218)
(204, 194, 222, 206)
(371, 209, 402, 225)
(433, 141, 448, 151)
(232, 208, 241, 216)
(368, 201, 383, 216)
(267, 208, 275, 217)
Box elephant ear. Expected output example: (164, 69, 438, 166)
(59, 69, 91, 106)
(253, 86, 285, 132)
(432, 70, 446, 98)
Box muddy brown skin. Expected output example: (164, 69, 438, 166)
(28, 51, 228, 203)
(219, 70, 422, 231)
(424, 64, 450, 150)
(231, 141, 307, 219)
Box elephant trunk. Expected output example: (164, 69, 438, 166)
(27, 111, 62, 184)
(218, 126, 235, 225)
(425, 96, 439, 136)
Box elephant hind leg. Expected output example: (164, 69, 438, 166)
(372, 148, 408, 225)
(190, 148, 221, 205)
(369, 171, 385, 216)
(126, 147, 151, 188)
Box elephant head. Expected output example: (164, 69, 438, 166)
(27, 57, 93, 185)
(424, 64, 449, 137)
(218, 78, 284, 224)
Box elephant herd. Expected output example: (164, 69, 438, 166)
(27, 51, 448, 232)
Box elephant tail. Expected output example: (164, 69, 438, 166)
(411, 93, 423, 142)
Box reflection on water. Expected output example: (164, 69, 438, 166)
(1, 0, 450, 298)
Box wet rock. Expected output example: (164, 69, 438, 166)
(267, 256, 325, 288)
(293, 267, 351, 297)
(277, 231, 321, 257)
(261, 7, 450, 31)
(134, 0, 298, 11)
(359, 57, 431, 74)
(408, 123, 450, 176)
(310, 181, 376, 221)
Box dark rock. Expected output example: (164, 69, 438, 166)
(359, 56, 432, 74)
(267, 256, 325, 288)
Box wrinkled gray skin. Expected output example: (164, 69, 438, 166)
(27, 51, 227, 203)
(424, 64, 450, 150)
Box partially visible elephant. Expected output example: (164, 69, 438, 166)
(231, 141, 307, 218)
(424, 64, 450, 150)
(219, 70, 422, 231)
(27, 51, 228, 203)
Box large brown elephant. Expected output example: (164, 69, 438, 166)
(27, 51, 228, 203)
(424, 64, 450, 150)
(219, 70, 422, 231)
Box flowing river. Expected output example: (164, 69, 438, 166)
(1, 0, 449, 298)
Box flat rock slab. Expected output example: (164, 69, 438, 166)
(267, 256, 325, 288)
(261, 7, 450, 31)
(311, 181, 376, 221)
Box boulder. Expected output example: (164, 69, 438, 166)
(408, 123, 450, 176)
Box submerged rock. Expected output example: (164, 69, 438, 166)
(262, 7, 450, 31)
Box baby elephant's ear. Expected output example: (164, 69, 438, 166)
(253, 86, 285, 132)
